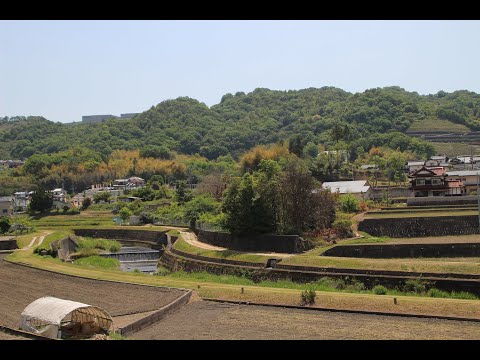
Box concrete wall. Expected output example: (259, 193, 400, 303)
(407, 195, 479, 206)
(195, 230, 311, 253)
(358, 215, 480, 238)
(73, 228, 168, 247)
(0, 238, 17, 250)
(324, 242, 480, 258)
(118, 290, 192, 336)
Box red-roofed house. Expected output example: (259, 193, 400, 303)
(409, 166, 465, 197)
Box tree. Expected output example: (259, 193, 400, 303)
(196, 174, 228, 201)
(81, 197, 92, 210)
(29, 188, 53, 213)
(93, 192, 112, 204)
(0, 217, 11, 234)
(119, 207, 133, 223)
(303, 142, 319, 158)
(339, 194, 360, 213)
(175, 180, 193, 204)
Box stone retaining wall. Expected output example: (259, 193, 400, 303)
(0, 238, 17, 250)
(195, 229, 311, 253)
(358, 215, 480, 238)
(323, 242, 480, 258)
(160, 249, 480, 295)
(74, 228, 168, 247)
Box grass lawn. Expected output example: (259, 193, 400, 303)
(407, 118, 470, 133)
(431, 142, 480, 157)
(14, 231, 45, 248)
(6, 248, 480, 320)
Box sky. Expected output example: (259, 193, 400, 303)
(1, 20, 480, 123)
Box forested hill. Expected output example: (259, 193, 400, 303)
(2, 86, 480, 160)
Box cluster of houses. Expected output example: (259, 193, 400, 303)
(0, 176, 146, 216)
(323, 154, 480, 200)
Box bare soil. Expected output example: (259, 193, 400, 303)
(132, 301, 480, 340)
(0, 254, 186, 329)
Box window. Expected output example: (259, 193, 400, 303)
(416, 179, 425, 186)
(432, 178, 441, 185)
(2, 209, 7, 214)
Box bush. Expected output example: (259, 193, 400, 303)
(75, 256, 119, 269)
(403, 278, 432, 294)
(339, 194, 360, 213)
(333, 219, 354, 238)
(373, 285, 388, 295)
(155, 266, 171, 276)
(81, 197, 92, 210)
(33, 245, 57, 257)
(140, 211, 156, 224)
(300, 286, 317, 305)
(0, 216, 11, 234)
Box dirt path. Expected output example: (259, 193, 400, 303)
(131, 301, 480, 340)
(178, 229, 292, 258)
(21, 231, 52, 250)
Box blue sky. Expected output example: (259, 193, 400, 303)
(1, 20, 480, 123)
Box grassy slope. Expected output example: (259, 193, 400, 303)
(431, 142, 480, 157)
(407, 118, 470, 133)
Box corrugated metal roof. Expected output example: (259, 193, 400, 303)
(447, 170, 480, 177)
(321, 180, 370, 194)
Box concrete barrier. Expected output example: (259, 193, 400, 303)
(118, 289, 193, 336)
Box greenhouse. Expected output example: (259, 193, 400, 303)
(20, 296, 113, 339)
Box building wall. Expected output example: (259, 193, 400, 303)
(0, 202, 13, 216)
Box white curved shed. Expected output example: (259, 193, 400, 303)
(20, 296, 113, 339)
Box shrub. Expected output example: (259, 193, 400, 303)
(155, 266, 171, 276)
(373, 285, 388, 295)
(75, 256, 119, 269)
(81, 197, 92, 210)
(140, 211, 156, 224)
(404, 278, 432, 294)
(333, 219, 354, 238)
(0, 217, 11, 234)
(300, 286, 317, 305)
(63, 205, 70, 213)
(33, 245, 57, 258)
(339, 194, 360, 213)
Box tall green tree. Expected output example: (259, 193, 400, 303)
(29, 188, 53, 213)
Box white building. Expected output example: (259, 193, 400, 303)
(321, 180, 372, 200)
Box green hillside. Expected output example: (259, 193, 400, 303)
(2, 87, 480, 161)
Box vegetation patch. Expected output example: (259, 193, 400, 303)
(75, 256, 120, 270)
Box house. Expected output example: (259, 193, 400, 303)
(446, 170, 480, 195)
(408, 166, 465, 197)
(0, 196, 14, 216)
(71, 194, 85, 208)
(426, 155, 448, 167)
(13, 191, 33, 212)
(406, 161, 425, 174)
(113, 177, 145, 191)
(51, 188, 66, 202)
(321, 180, 372, 200)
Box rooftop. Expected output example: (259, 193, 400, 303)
(321, 180, 370, 194)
